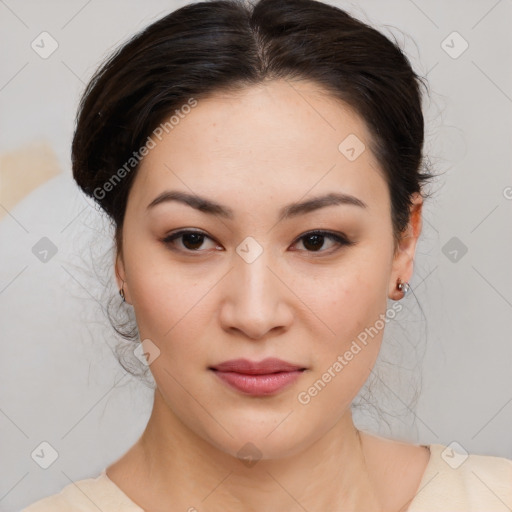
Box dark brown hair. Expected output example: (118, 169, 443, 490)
(71, 0, 435, 394)
(72, 0, 434, 256)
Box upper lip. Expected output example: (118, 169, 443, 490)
(210, 358, 306, 375)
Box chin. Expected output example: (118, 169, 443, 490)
(199, 418, 316, 463)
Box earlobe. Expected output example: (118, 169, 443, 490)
(115, 253, 129, 304)
(115, 253, 125, 290)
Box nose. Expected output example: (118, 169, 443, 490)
(219, 247, 294, 340)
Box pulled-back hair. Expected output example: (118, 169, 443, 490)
(72, 0, 434, 258)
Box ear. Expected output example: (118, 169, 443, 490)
(115, 251, 131, 304)
(388, 192, 423, 300)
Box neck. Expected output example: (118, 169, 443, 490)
(126, 388, 382, 512)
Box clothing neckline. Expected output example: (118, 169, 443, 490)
(405, 443, 441, 509)
(99, 443, 442, 510)
(98, 468, 145, 510)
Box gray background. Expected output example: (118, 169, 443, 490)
(1, 0, 511, 510)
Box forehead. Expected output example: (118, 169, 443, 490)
(130, 79, 388, 214)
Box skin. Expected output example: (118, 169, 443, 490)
(110, 78, 427, 512)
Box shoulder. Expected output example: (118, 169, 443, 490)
(22, 493, 69, 512)
(409, 443, 512, 511)
(21, 470, 143, 512)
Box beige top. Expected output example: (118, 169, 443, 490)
(22, 443, 512, 511)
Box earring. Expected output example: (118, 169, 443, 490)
(119, 281, 126, 302)
(396, 278, 410, 297)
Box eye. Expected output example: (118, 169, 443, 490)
(291, 230, 354, 254)
(162, 230, 221, 253)
(161, 229, 354, 255)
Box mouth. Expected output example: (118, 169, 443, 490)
(209, 358, 307, 396)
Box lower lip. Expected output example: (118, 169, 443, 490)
(211, 370, 304, 396)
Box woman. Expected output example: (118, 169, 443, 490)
(23, 0, 512, 510)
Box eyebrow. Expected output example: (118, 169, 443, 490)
(146, 190, 367, 222)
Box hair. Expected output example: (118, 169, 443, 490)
(71, 0, 436, 421)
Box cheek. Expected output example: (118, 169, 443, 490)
(320, 278, 387, 375)
(131, 278, 207, 352)
(124, 235, 199, 333)
(293, 249, 391, 398)
(295, 248, 391, 343)
(126, 257, 215, 374)
(329, 271, 389, 335)
(296, 281, 388, 416)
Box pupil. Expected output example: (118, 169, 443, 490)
(183, 233, 203, 250)
(304, 234, 323, 251)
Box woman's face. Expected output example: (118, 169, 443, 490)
(116, 78, 421, 460)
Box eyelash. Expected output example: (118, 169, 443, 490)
(161, 229, 355, 256)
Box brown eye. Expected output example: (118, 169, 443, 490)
(162, 230, 220, 252)
(292, 230, 354, 254)
(161, 229, 354, 256)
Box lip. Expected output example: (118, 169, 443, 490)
(211, 358, 304, 374)
(209, 358, 306, 396)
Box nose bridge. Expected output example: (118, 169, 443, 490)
(235, 236, 278, 308)
(221, 235, 291, 338)
(239, 246, 273, 298)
